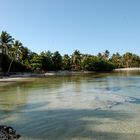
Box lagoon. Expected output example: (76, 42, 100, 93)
(0, 72, 140, 140)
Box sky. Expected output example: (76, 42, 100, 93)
(0, 0, 140, 55)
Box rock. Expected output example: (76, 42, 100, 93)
(0, 125, 21, 140)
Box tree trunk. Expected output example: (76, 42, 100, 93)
(0, 54, 2, 69)
(7, 59, 14, 75)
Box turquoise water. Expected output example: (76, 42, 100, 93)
(0, 72, 140, 140)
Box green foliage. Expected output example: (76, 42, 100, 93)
(110, 53, 123, 68)
(1, 54, 28, 72)
(40, 51, 54, 71)
(82, 56, 115, 71)
(81, 55, 94, 70)
(71, 50, 81, 71)
(91, 59, 115, 71)
(52, 51, 62, 70)
(62, 54, 71, 70)
(110, 52, 140, 68)
(0, 31, 140, 73)
(29, 53, 42, 71)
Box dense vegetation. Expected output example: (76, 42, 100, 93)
(0, 31, 140, 73)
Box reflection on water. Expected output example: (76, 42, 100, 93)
(0, 72, 140, 140)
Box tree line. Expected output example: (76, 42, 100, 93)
(0, 31, 140, 73)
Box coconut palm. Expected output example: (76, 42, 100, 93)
(0, 31, 14, 54)
(123, 52, 133, 68)
(62, 54, 71, 70)
(52, 51, 62, 70)
(103, 50, 110, 60)
(12, 40, 23, 60)
(7, 40, 23, 74)
(111, 53, 123, 68)
(71, 50, 81, 70)
(0, 31, 14, 68)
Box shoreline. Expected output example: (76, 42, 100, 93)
(114, 67, 140, 71)
(0, 71, 94, 79)
(0, 71, 91, 82)
(0, 68, 140, 82)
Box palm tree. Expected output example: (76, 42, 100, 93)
(111, 53, 123, 68)
(71, 50, 81, 70)
(12, 40, 23, 60)
(103, 50, 110, 60)
(7, 40, 23, 74)
(0, 31, 14, 53)
(62, 54, 71, 70)
(97, 52, 102, 58)
(0, 31, 14, 69)
(123, 52, 133, 68)
(52, 51, 62, 70)
(40, 51, 54, 70)
(19, 46, 30, 64)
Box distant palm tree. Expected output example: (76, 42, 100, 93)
(72, 50, 81, 70)
(19, 46, 30, 64)
(111, 53, 123, 68)
(11, 40, 23, 60)
(123, 52, 133, 68)
(0, 31, 14, 54)
(7, 40, 23, 74)
(103, 50, 110, 60)
(62, 54, 71, 70)
(0, 31, 14, 69)
(52, 51, 62, 70)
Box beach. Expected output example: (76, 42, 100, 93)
(115, 67, 140, 71)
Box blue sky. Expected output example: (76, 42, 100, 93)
(0, 0, 140, 55)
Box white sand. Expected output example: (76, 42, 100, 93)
(115, 67, 140, 71)
(0, 77, 30, 82)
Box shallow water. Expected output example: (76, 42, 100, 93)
(0, 72, 140, 140)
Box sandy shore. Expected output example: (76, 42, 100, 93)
(0, 77, 34, 87)
(0, 71, 87, 87)
(0, 68, 139, 82)
(0, 71, 83, 82)
(115, 67, 140, 71)
(0, 77, 31, 82)
(0, 71, 93, 79)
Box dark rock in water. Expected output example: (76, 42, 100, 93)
(0, 125, 21, 140)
